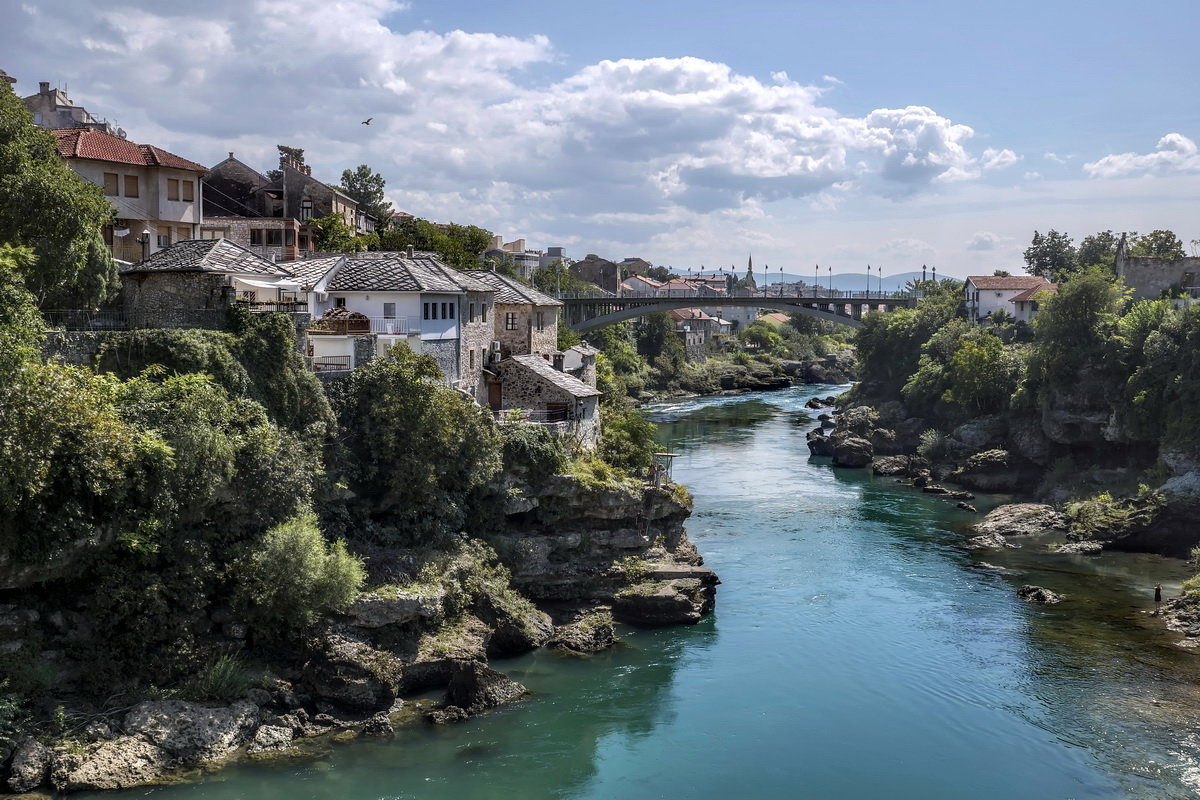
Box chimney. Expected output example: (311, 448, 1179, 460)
(553, 353, 565, 372)
(406, 245, 415, 258)
(39, 81, 50, 94)
(228, 151, 234, 160)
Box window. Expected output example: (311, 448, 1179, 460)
(250, 229, 263, 245)
(103, 172, 119, 195)
(441, 302, 448, 319)
(157, 230, 171, 248)
(536, 311, 545, 331)
(469, 350, 475, 370)
(383, 302, 396, 319)
(265, 229, 284, 247)
(167, 178, 180, 201)
(448, 303, 455, 319)
(469, 303, 475, 323)
(423, 302, 430, 320)
(482, 304, 488, 323)
(124, 175, 139, 197)
(334, 297, 346, 308)
(505, 312, 518, 330)
(284, 229, 295, 246)
(182, 181, 194, 202)
(300, 199, 313, 221)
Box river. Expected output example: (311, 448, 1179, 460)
(88, 385, 1200, 799)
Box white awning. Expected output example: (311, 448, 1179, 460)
(237, 277, 302, 291)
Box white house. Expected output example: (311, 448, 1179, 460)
(1009, 282, 1058, 323)
(963, 275, 1054, 323)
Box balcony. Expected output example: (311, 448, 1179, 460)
(235, 299, 310, 313)
(312, 355, 352, 372)
(495, 407, 571, 424)
(308, 316, 418, 335)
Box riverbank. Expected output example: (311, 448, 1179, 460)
(1, 473, 718, 795)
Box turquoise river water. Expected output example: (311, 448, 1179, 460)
(88, 385, 1200, 799)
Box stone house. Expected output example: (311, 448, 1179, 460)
(302, 251, 495, 397)
(462, 270, 562, 360)
(51, 128, 206, 262)
(561, 343, 599, 387)
(202, 153, 364, 261)
(494, 354, 602, 448)
(621, 275, 666, 295)
(120, 239, 301, 328)
(963, 275, 1054, 323)
(1114, 234, 1200, 300)
(570, 254, 621, 293)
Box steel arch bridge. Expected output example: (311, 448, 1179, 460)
(554, 290, 917, 332)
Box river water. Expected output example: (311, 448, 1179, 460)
(90, 385, 1200, 799)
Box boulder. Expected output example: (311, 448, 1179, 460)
(444, 661, 528, 714)
(548, 609, 617, 653)
(303, 632, 402, 712)
(806, 429, 834, 457)
(426, 705, 469, 725)
(122, 700, 259, 764)
(966, 531, 1017, 550)
(50, 736, 172, 792)
(473, 589, 554, 657)
(7, 738, 50, 793)
(361, 712, 394, 738)
(831, 435, 873, 468)
(972, 504, 1066, 538)
(872, 455, 926, 477)
(956, 502, 978, 513)
(952, 449, 1037, 493)
(1055, 540, 1103, 554)
(948, 415, 1006, 452)
(613, 578, 714, 625)
(346, 588, 444, 629)
(1017, 585, 1062, 604)
(246, 724, 294, 754)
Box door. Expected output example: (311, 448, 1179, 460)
(488, 382, 502, 411)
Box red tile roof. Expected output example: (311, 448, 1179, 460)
(1010, 283, 1058, 303)
(966, 275, 1050, 290)
(53, 128, 206, 172)
(669, 308, 716, 321)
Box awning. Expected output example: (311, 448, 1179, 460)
(237, 277, 302, 291)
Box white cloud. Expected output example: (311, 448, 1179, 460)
(1084, 133, 1200, 178)
(1043, 152, 1072, 164)
(965, 231, 1007, 251)
(980, 147, 1020, 171)
(1024, 171, 1043, 180)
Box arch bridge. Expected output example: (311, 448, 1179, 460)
(554, 290, 917, 332)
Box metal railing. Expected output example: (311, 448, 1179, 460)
(494, 407, 571, 424)
(42, 309, 129, 330)
(308, 316, 418, 335)
(236, 300, 310, 313)
(312, 355, 352, 372)
(552, 288, 913, 301)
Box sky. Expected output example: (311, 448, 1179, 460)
(2, 0, 1198, 279)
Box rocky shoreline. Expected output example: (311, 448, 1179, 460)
(1, 476, 718, 795)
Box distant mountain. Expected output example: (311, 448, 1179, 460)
(692, 270, 959, 292)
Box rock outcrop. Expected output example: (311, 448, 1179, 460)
(972, 504, 1066, 539)
(1016, 585, 1062, 604)
(612, 573, 716, 626)
(7, 739, 50, 793)
(444, 661, 528, 715)
(548, 609, 617, 653)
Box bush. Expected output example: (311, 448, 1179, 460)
(500, 423, 568, 483)
(232, 511, 366, 641)
(1065, 485, 1165, 542)
(916, 429, 947, 461)
(186, 654, 253, 703)
(598, 407, 657, 474)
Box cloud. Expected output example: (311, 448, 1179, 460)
(965, 231, 1007, 251)
(1043, 152, 1072, 164)
(1083, 133, 1200, 178)
(880, 237, 935, 258)
(1, 0, 1022, 255)
(1024, 171, 1043, 180)
(980, 147, 1020, 171)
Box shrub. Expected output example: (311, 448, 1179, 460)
(598, 407, 657, 474)
(916, 429, 947, 461)
(1065, 485, 1165, 542)
(186, 653, 253, 703)
(232, 511, 366, 641)
(500, 423, 569, 483)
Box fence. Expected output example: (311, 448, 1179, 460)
(308, 316, 418, 335)
(41, 309, 231, 331)
(312, 355, 352, 372)
(494, 407, 571, 424)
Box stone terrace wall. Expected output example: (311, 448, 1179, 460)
(1117, 254, 1200, 300)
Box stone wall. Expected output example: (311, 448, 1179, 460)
(1116, 252, 1200, 300)
(41, 331, 124, 366)
(531, 305, 559, 355)
(494, 303, 559, 359)
(459, 291, 494, 403)
(121, 271, 232, 329)
(200, 216, 303, 262)
(495, 359, 600, 449)
(677, 329, 706, 361)
(422, 339, 459, 384)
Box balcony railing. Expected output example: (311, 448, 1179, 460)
(308, 316, 418, 335)
(235, 300, 310, 313)
(42, 309, 129, 330)
(312, 355, 352, 372)
(495, 407, 571, 424)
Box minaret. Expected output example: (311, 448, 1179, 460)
(745, 253, 756, 288)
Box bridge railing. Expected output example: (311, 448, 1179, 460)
(551, 288, 913, 301)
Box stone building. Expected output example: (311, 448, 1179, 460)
(562, 343, 599, 387)
(202, 153, 364, 261)
(51, 127, 206, 262)
(120, 239, 300, 328)
(570, 254, 621, 293)
(462, 270, 562, 359)
(494, 354, 602, 448)
(23, 80, 121, 136)
(1114, 234, 1200, 300)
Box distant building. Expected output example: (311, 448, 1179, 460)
(621, 275, 666, 295)
(540, 246, 570, 269)
(619, 257, 652, 276)
(483, 236, 542, 280)
(51, 127, 206, 262)
(1114, 233, 1200, 300)
(1009, 283, 1057, 323)
(570, 254, 621, 293)
(963, 275, 1053, 323)
(23, 80, 122, 136)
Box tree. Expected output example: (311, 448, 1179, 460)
(0, 82, 117, 307)
(533, 260, 595, 294)
(1077, 230, 1120, 270)
(376, 216, 493, 269)
(645, 265, 675, 282)
(264, 144, 305, 181)
(740, 319, 783, 349)
(339, 164, 393, 224)
(1029, 266, 1125, 398)
(1130, 230, 1186, 259)
(992, 269, 1012, 277)
(308, 213, 365, 253)
(943, 334, 1020, 414)
(1023, 229, 1076, 281)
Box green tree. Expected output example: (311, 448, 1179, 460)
(942, 334, 1020, 414)
(1077, 230, 1120, 270)
(597, 407, 657, 473)
(1023, 229, 1077, 281)
(637, 313, 684, 366)
(646, 265, 675, 282)
(308, 213, 365, 252)
(1028, 266, 1125, 398)
(0, 82, 116, 307)
(1130, 229, 1186, 259)
(740, 319, 783, 349)
(533, 260, 595, 294)
(339, 164, 393, 224)
(376, 216, 493, 268)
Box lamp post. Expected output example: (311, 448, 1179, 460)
(139, 229, 151, 262)
(828, 265, 833, 294)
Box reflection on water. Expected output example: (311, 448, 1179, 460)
(85, 385, 1200, 800)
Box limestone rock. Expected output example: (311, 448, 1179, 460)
(972, 504, 1066, 538)
(246, 724, 294, 754)
(966, 531, 1018, 550)
(831, 435, 873, 468)
(122, 700, 258, 764)
(444, 661, 528, 714)
(1055, 540, 1103, 554)
(304, 631, 402, 712)
(473, 589, 554, 657)
(549, 609, 617, 653)
(7, 738, 50, 793)
(948, 415, 1006, 452)
(952, 449, 1038, 493)
(361, 713, 394, 738)
(1017, 585, 1062, 604)
(806, 428, 834, 457)
(613, 578, 714, 625)
(872, 455, 927, 477)
(50, 736, 172, 792)
(346, 588, 444, 629)
(426, 705, 469, 725)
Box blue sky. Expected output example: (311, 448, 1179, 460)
(2, 0, 1197, 276)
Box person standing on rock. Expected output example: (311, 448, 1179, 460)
(1154, 583, 1163, 616)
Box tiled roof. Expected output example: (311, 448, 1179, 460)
(966, 275, 1049, 290)
(326, 252, 487, 293)
(569, 343, 600, 357)
(53, 128, 206, 172)
(509, 354, 601, 398)
(669, 308, 717, 321)
(286, 256, 343, 290)
(462, 270, 563, 306)
(1010, 283, 1058, 303)
(122, 239, 292, 277)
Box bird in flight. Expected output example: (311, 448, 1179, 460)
(361, 117, 373, 126)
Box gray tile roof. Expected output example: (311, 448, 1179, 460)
(509, 354, 601, 398)
(462, 270, 563, 306)
(325, 252, 496, 294)
(285, 256, 343, 290)
(121, 239, 291, 277)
